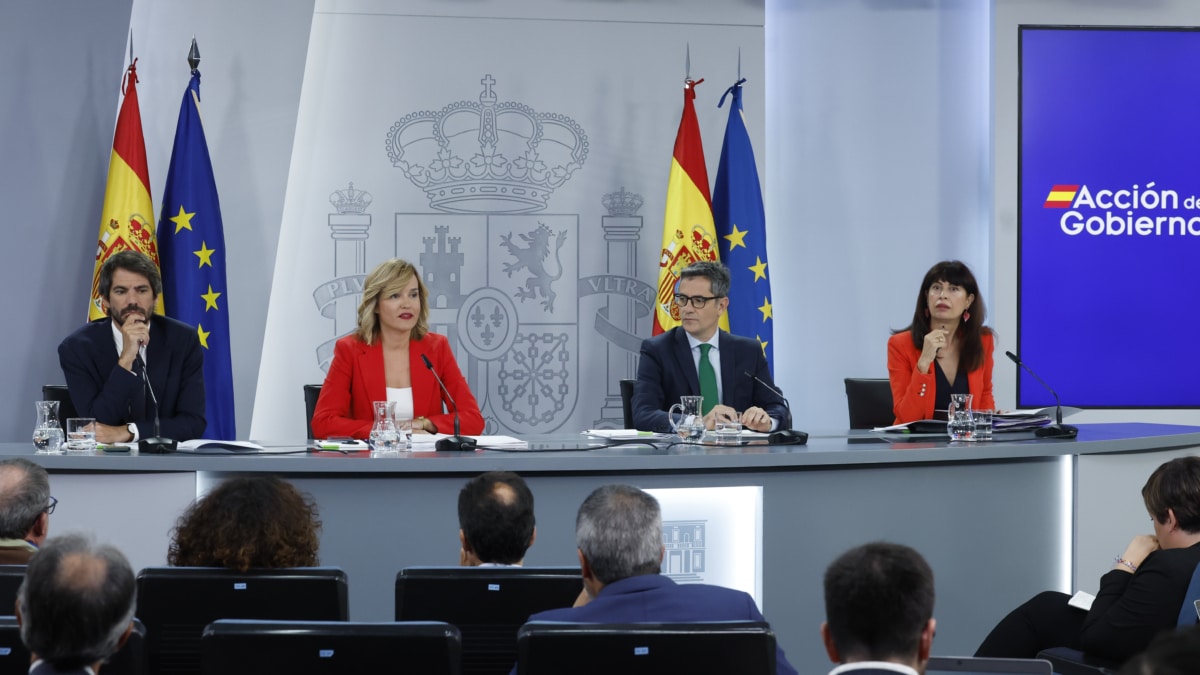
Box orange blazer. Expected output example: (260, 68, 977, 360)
(311, 332, 485, 439)
(887, 330, 995, 424)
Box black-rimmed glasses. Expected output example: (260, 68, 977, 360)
(673, 294, 722, 309)
(45, 496, 57, 515)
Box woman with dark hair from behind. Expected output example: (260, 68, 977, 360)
(168, 475, 321, 571)
(887, 260, 995, 424)
(976, 456, 1200, 662)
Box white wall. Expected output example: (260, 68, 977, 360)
(766, 0, 992, 428)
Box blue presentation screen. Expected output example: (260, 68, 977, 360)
(1019, 26, 1200, 408)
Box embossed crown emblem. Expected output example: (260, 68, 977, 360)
(602, 187, 644, 217)
(329, 182, 373, 214)
(386, 74, 589, 214)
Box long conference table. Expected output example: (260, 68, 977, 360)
(6, 422, 1200, 669)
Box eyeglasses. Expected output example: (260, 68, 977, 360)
(673, 294, 722, 309)
(45, 496, 57, 515)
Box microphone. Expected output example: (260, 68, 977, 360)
(421, 354, 477, 452)
(135, 351, 177, 454)
(742, 371, 807, 445)
(1005, 351, 1078, 439)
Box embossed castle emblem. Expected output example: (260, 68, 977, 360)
(662, 520, 706, 582)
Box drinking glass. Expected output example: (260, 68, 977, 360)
(972, 409, 994, 441)
(66, 418, 97, 452)
(715, 420, 743, 445)
(395, 418, 414, 450)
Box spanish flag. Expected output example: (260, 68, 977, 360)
(89, 59, 164, 320)
(653, 79, 725, 335)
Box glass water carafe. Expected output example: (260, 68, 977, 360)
(32, 400, 64, 452)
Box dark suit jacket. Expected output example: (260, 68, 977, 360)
(522, 574, 797, 675)
(58, 316, 206, 441)
(632, 327, 788, 432)
(311, 332, 484, 439)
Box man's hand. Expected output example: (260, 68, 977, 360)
(740, 406, 772, 432)
(93, 422, 133, 444)
(702, 405, 738, 430)
(118, 312, 150, 371)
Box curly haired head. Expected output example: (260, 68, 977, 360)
(168, 476, 321, 571)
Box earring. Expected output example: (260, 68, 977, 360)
(963, 310, 971, 322)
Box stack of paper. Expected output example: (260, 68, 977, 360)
(410, 434, 528, 450)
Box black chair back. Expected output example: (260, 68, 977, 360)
(619, 379, 635, 429)
(136, 566, 349, 675)
(844, 377, 895, 429)
(0, 616, 146, 675)
(517, 621, 776, 675)
(202, 620, 460, 675)
(397, 566, 581, 675)
(303, 384, 322, 439)
(41, 385, 78, 423)
(0, 567, 25, 616)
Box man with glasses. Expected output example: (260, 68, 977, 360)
(631, 261, 788, 433)
(0, 459, 54, 564)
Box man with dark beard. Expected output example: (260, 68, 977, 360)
(58, 250, 206, 443)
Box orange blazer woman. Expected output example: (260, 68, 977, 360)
(311, 332, 485, 439)
(887, 330, 995, 424)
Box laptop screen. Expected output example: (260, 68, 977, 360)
(926, 656, 1053, 675)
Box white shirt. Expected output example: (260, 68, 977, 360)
(828, 662, 919, 675)
(386, 387, 415, 421)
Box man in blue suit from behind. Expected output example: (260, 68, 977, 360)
(521, 484, 798, 675)
(821, 542, 938, 675)
(632, 261, 788, 433)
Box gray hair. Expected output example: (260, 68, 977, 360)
(679, 261, 731, 298)
(18, 533, 136, 670)
(0, 458, 50, 539)
(576, 484, 662, 584)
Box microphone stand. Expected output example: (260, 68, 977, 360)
(136, 351, 177, 454)
(1005, 351, 1078, 439)
(421, 354, 477, 452)
(742, 370, 807, 445)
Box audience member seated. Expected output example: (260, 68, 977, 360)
(168, 475, 321, 571)
(821, 542, 937, 675)
(16, 533, 136, 675)
(887, 260, 994, 424)
(1119, 624, 1200, 675)
(458, 471, 536, 567)
(516, 484, 797, 675)
(0, 459, 53, 564)
(976, 456, 1200, 662)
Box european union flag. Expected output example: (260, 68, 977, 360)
(713, 79, 774, 373)
(158, 70, 235, 439)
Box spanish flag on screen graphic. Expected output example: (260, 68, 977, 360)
(90, 59, 164, 320)
(654, 79, 727, 335)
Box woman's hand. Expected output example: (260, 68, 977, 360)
(1115, 534, 1160, 572)
(918, 328, 949, 372)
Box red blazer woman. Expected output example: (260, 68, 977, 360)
(311, 332, 484, 439)
(887, 330, 995, 424)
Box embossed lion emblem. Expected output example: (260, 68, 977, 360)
(500, 222, 567, 312)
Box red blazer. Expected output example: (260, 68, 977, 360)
(311, 332, 485, 439)
(887, 330, 995, 424)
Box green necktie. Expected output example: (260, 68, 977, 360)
(699, 343, 718, 415)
